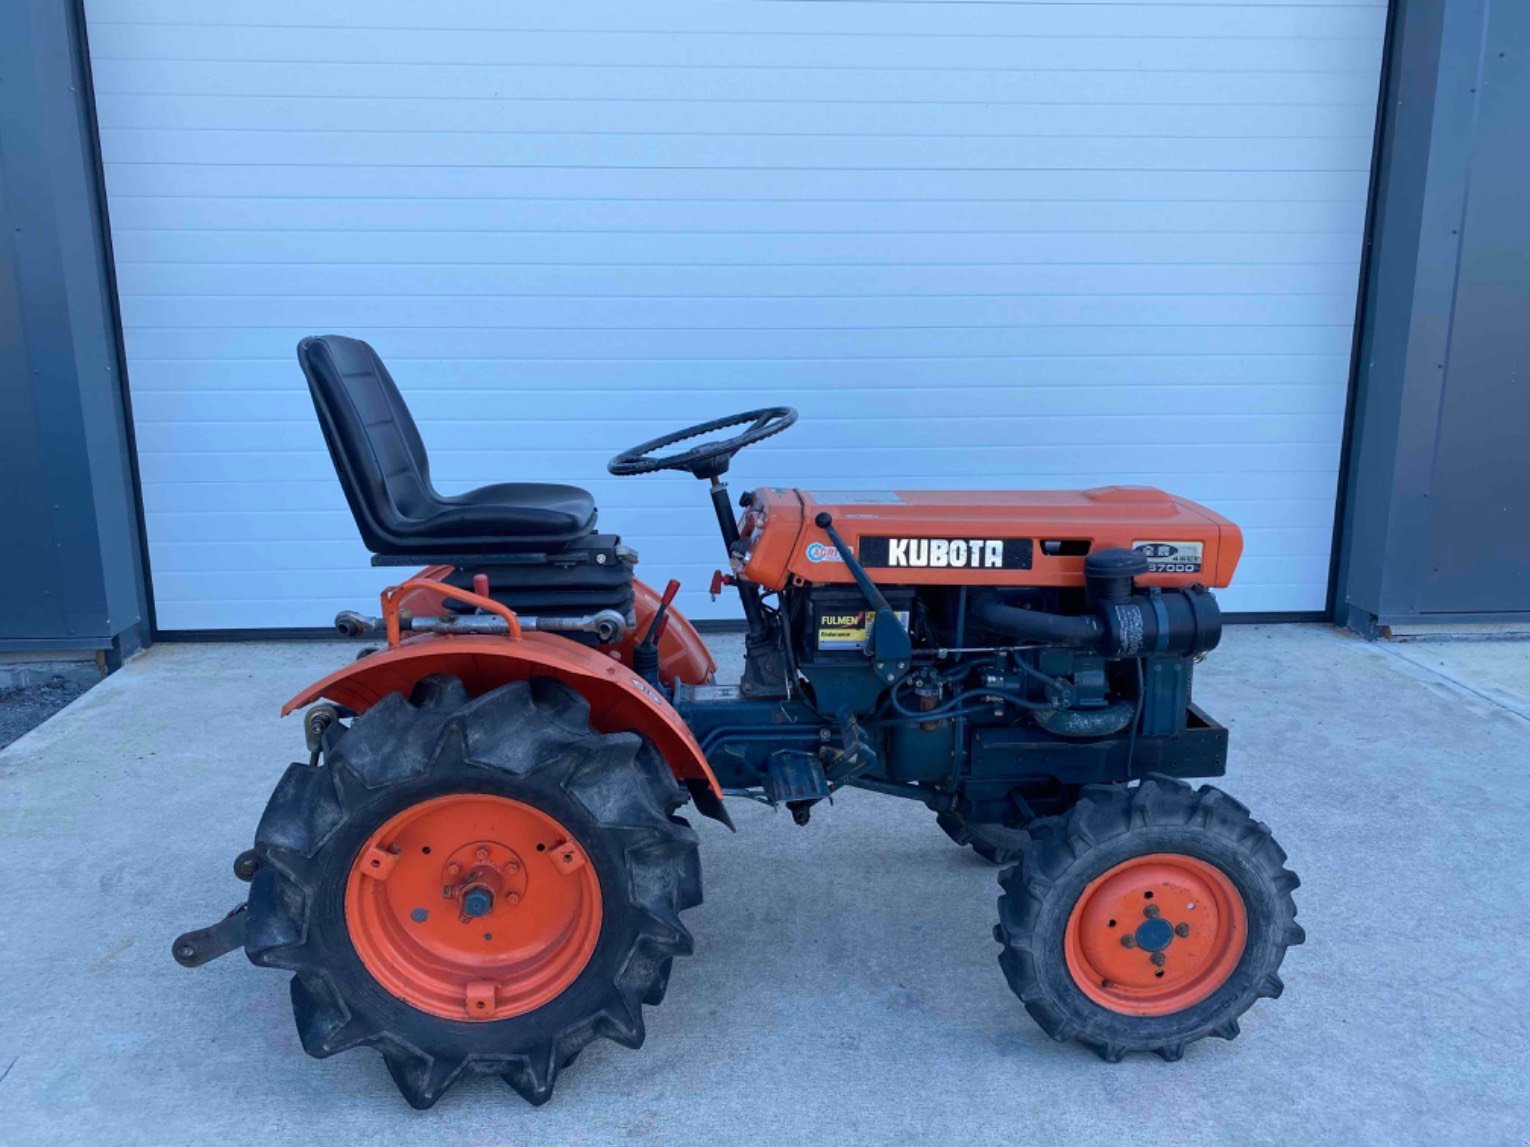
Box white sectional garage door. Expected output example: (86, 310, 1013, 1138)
(85, 0, 1388, 630)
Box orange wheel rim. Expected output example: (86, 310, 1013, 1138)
(1064, 853, 1246, 1016)
(345, 794, 602, 1022)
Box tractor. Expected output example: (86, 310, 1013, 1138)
(173, 335, 1303, 1108)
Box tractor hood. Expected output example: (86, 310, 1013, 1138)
(735, 486, 1242, 592)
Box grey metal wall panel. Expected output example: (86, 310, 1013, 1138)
(1340, 0, 1529, 625)
(84, 0, 1389, 628)
(1416, 0, 1529, 612)
(0, 0, 146, 653)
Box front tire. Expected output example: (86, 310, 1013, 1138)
(244, 675, 702, 1108)
(935, 811, 1028, 865)
(995, 775, 1302, 1062)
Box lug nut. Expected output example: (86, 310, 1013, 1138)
(1174, 922, 1191, 938)
(1120, 935, 1136, 949)
(1150, 951, 1167, 967)
(1143, 903, 1161, 919)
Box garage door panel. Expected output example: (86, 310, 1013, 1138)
(103, 130, 1370, 175)
(103, 162, 1370, 203)
(118, 293, 1355, 332)
(131, 381, 1346, 424)
(94, 0, 1386, 39)
(91, 56, 1386, 108)
(90, 24, 1377, 74)
(125, 355, 1353, 397)
(135, 440, 1344, 488)
(131, 412, 1343, 459)
(97, 93, 1384, 141)
(122, 324, 1358, 363)
(87, 0, 1384, 626)
(112, 230, 1367, 268)
(119, 262, 1362, 299)
(105, 198, 1370, 236)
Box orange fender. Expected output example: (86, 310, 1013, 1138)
(281, 632, 727, 819)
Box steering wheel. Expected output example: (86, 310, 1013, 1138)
(607, 407, 797, 478)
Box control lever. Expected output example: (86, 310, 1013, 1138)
(633, 579, 681, 686)
(814, 513, 912, 682)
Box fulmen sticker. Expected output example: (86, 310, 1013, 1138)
(1133, 540, 1204, 574)
(817, 608, 912, 650)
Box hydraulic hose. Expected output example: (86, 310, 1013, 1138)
(969, 592, 1105, 648)
(970, 584, 1222, 658)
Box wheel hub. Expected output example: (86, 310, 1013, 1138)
(1133, 915, 1174, 952)
(441, 840, 526, 922)
(344, 794, 601, 1022)
(1064, 852, 1247, 1017)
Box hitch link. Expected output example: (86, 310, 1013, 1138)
(172, 902, 248, 968)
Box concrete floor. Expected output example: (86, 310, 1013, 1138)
(0, 625, 1526, 1145)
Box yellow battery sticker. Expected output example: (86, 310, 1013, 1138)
(817, 609, 910, 650)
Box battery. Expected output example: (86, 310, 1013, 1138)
(801, 587, 915, 662)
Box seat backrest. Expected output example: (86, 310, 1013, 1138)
(298, 335, 435, 549)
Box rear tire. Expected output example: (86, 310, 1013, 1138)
(244, 675, 702, 1108)
(995, 775, 1301, 1062)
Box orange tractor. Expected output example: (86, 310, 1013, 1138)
(173, 336, 1302, 1107)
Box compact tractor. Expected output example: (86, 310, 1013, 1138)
(174, 335, 1303, 1108)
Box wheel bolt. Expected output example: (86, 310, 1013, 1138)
(1120, 935, 1136, 949)
(1150, 951, 1167, 967)
(1174, 922, 1191, 938)
(1143, 903, 1161, 919)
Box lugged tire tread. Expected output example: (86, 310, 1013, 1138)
(245, 676, 702, 1109)
(995, 776, 1302, 1064)
(935, 811, 1029, 866)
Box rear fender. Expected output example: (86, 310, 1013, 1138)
(281, 632, 729, 824)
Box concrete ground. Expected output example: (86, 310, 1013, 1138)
(0, 626, 1526, 1145)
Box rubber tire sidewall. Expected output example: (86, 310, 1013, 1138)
(307, 766, 644, 1061)
(1032, 824, 1285, 1045)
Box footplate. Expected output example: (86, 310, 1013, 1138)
(763, 750, 831, 806)
(172, 902, 248, 968)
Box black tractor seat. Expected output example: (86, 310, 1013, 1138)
(299, 334, 597, 556)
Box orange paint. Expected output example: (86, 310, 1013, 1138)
(281, 630, 722, 799)
(738, 486, 1243, 592)
(345, 794, 602, 1021)
(380, 576, 522, 647)
(1064, 853, 1247, 1016)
